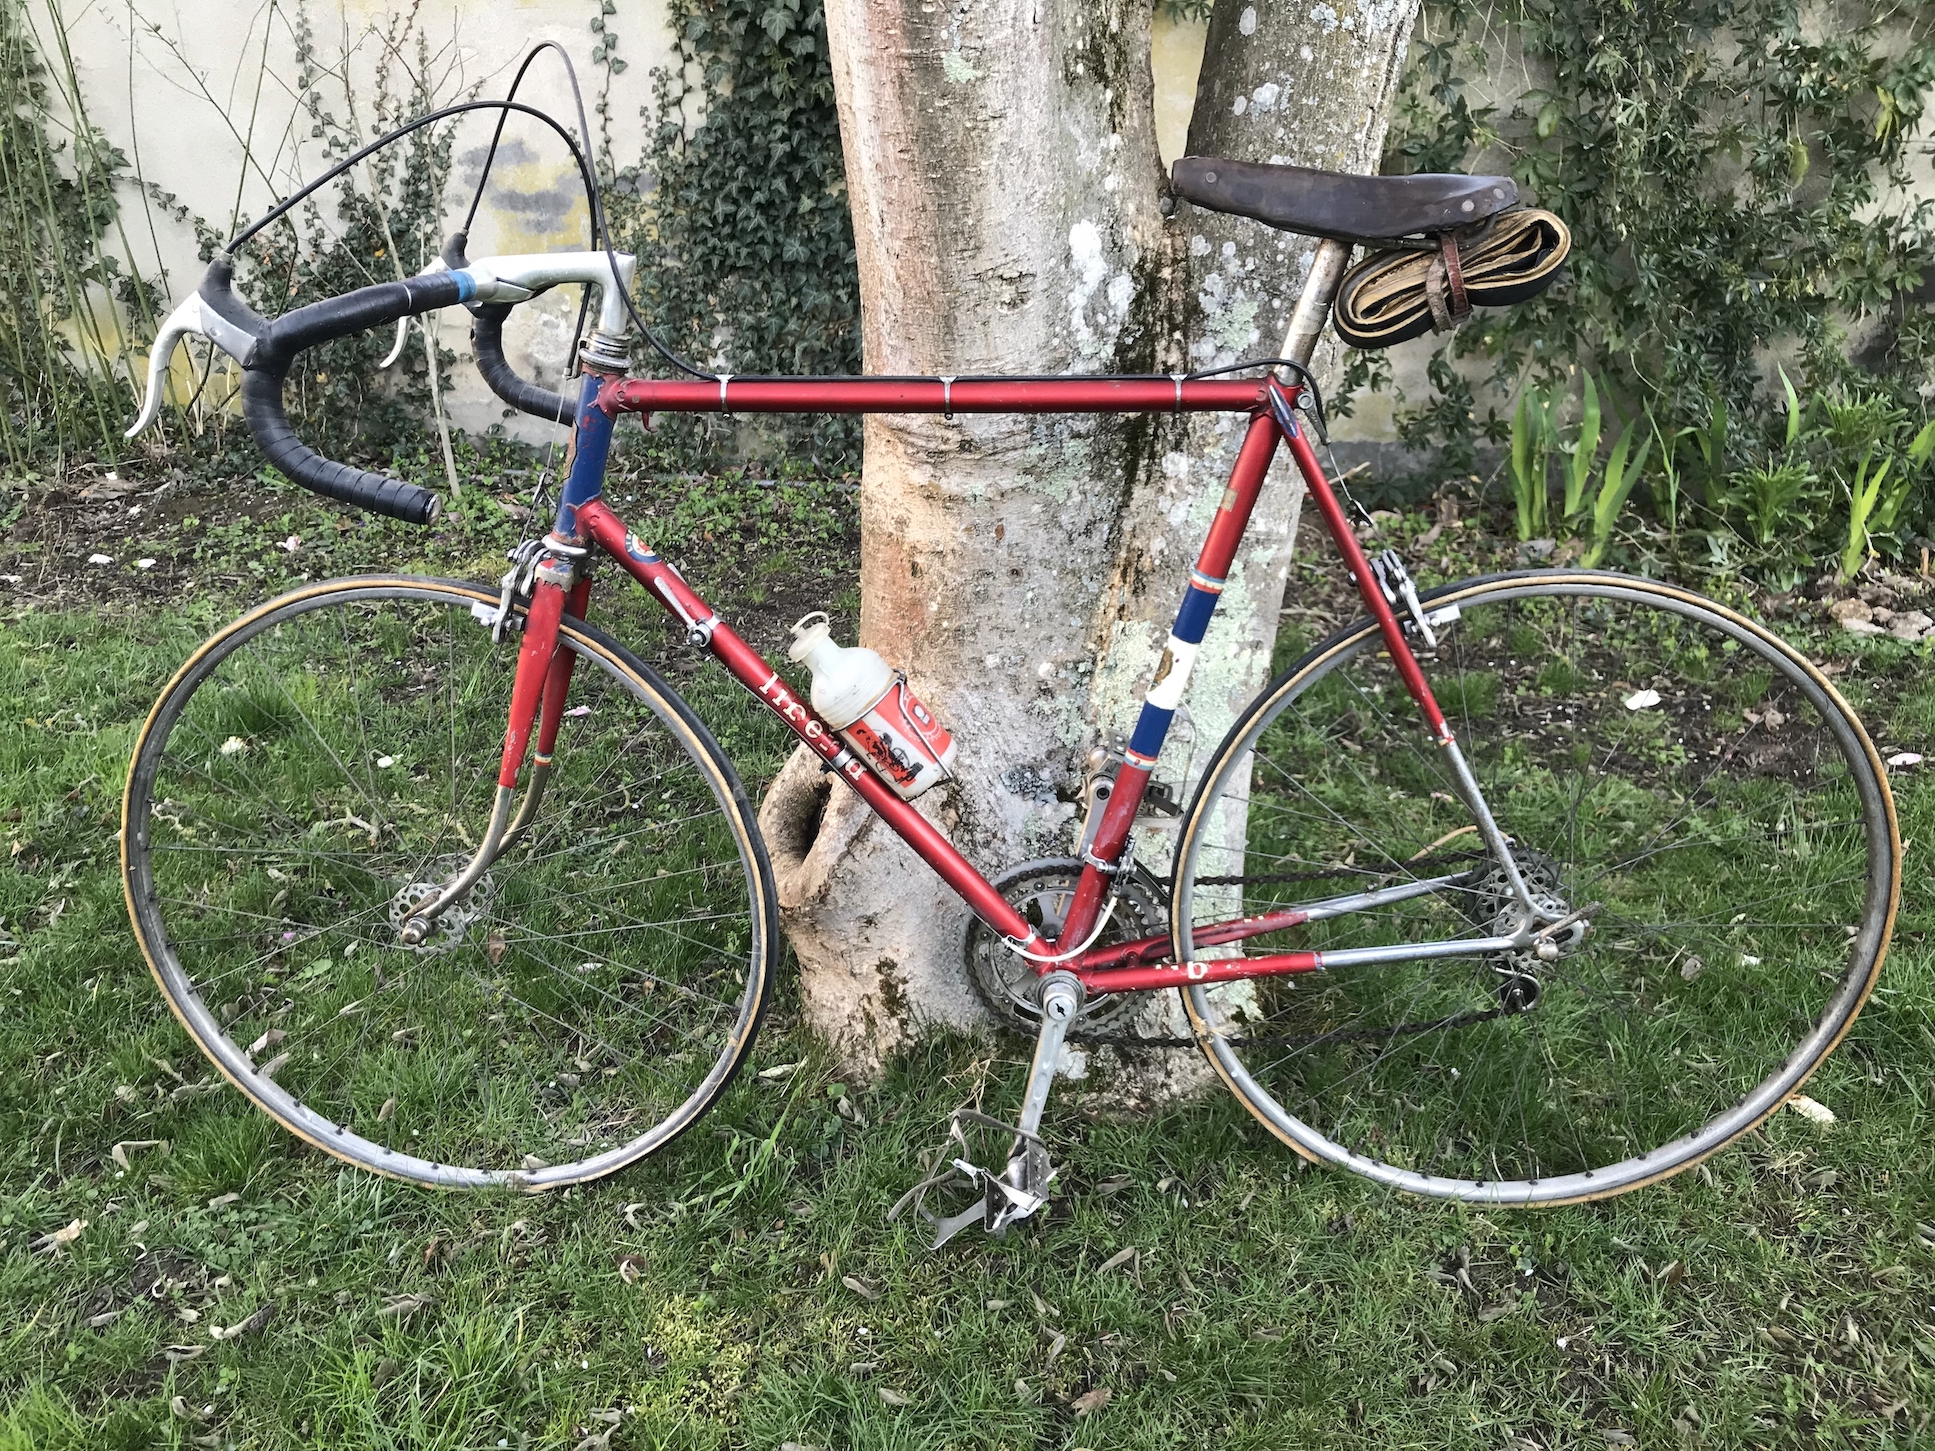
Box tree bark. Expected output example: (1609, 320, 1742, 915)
(763, 0, 1419, 1079)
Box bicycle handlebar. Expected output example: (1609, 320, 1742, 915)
(222, 258, 468, 523)
(128, 246, 635, 524)
(469, 304, 577, 426)
(440, 230, 575, 426)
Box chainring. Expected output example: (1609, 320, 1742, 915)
(964, 857, 1167, 1034)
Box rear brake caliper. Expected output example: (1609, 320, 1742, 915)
(1370, 548, 1459, 647)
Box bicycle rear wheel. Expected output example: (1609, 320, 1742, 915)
(1171, 571, 1897, 1204)
(122, 576, 775, 1189)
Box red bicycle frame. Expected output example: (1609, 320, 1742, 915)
(491, 365, 1460, 999)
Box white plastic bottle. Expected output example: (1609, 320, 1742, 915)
(788, 612, 957, 800)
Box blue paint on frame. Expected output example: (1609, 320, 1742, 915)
(1128, 701, 1174, 759)
(555, 373, 614, 538)
(1173, 585, 1219, 645)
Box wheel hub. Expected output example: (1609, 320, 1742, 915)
(387, 854, 493, 956)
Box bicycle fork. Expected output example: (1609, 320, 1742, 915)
(397, 547, 587, 947)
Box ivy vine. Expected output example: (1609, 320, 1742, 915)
(1376, 0, 1935, 477)
(605, 0, 859, 464)
(0, 0, 154, 467)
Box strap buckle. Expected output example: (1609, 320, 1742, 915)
(1424, 229, 1474, 332)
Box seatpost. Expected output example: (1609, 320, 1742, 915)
(1279, 237, 1352, 371)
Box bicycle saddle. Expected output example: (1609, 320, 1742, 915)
(1171, 156, 1517, 243)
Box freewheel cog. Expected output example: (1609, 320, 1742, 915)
(964, 857, 1167, 1034)
(1459, 847, 1579, 1013)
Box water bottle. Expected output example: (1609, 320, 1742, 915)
(787, 612, 957, 800)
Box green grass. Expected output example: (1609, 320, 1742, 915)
(2, 507, 1934, 1448)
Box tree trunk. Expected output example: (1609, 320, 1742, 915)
(761, 0, 1419, 1079)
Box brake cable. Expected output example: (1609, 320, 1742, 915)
(224, 100, 594, 256)
(223, 59, 714, 383)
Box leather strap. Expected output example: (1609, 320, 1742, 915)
(1440, 230, 1470, 318)
(1423, 231, 1473, 332)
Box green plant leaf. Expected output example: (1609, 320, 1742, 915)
(1584, 418, 1652, 566)
(1908, 419, 1935, 468)
(1779, 365, 1804, 450)
(1564, 373, 1601, 522)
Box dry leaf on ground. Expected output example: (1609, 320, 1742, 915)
(31, 1218, 86, 1253)
(1787, 1094, 1837, 1126)
(379, 1292, 436, 1322)
(1071, 1387, 1113, 1417)
(110, 1139, 168, 1170)
(209, 1302, 276, 1341)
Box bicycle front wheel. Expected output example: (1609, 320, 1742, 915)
(123, 576, 776, 1189)
(1172, 570, 1897, 1204)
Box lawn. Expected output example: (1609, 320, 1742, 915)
(1, 463, 1932, 1449)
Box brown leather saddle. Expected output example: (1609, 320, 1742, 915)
(1169, 156, 1569, 347)
(1171, 156, 1517, 242)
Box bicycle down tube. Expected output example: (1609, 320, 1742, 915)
(472, 364, 1537, 996)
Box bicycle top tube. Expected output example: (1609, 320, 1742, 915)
(596, 373, 1274, 419)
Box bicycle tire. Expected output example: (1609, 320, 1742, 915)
(1171, 570, 1898, 1205)
(122, 576, 777, 1190)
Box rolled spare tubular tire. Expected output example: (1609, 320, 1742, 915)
(1332, 209, 1571, 350)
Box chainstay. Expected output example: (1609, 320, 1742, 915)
(1068, 1004, 1508, 1050)
(1060, 849, 1503, 1047)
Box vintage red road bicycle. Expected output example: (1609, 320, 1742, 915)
(120, 88, 1898, 1240)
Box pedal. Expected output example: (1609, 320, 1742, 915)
(886, 1108, 1056, 1248)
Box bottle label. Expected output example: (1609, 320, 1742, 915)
(840, 676, 956, 800)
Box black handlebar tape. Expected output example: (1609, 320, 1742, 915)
(240, 368, 441, 524)
(251, 271, 472, 371)
(472, 304, 575, 424)
(437, 232, 575, 426)
(205, 256, 470, 525)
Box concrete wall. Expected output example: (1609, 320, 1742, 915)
(42, 1, 1930, 463)
(38, 0, 679, 441)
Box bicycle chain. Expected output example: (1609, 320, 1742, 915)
(1066, 847, 1498, 1050)
(1067, 1004, 1508, 1051)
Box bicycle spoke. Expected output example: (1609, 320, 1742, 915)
(1177, 578, 1892, 1201)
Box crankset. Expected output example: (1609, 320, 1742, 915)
(962, 857, 1166, 1034)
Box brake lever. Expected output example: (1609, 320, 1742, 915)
(126, 293, 214, 439)
(377, 257, 452, 370)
